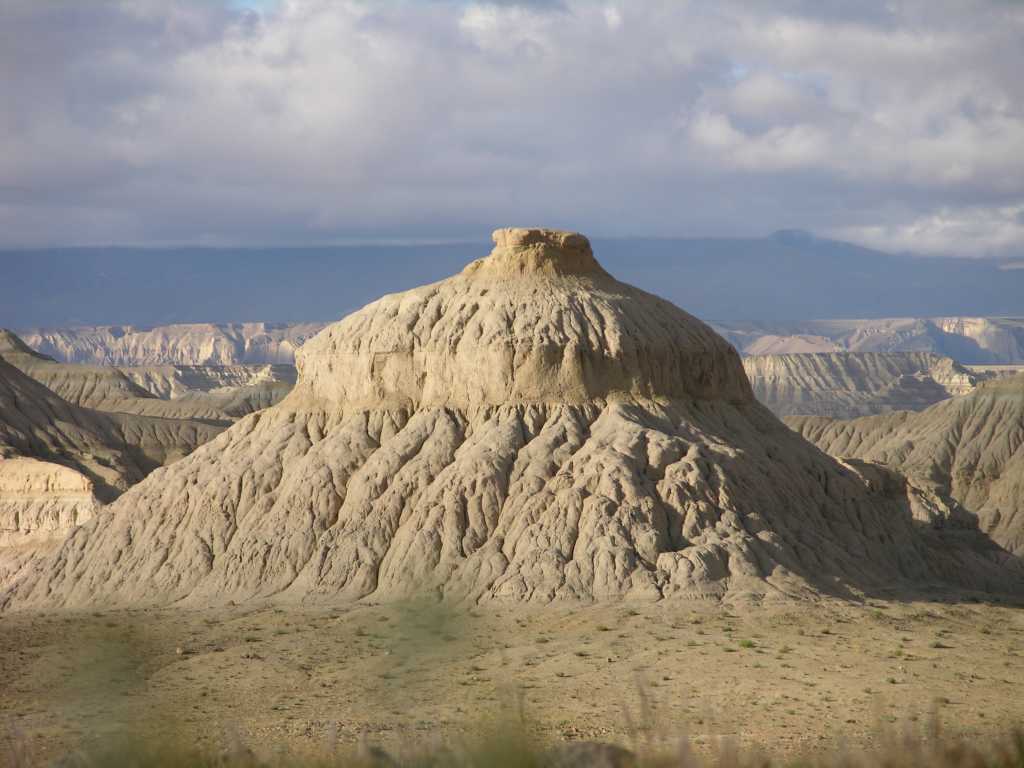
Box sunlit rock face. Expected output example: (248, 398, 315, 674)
(6, 230, 1022, 609)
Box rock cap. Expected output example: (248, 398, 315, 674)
(293, 227, 752, 410)
(464, 228, 610, 279)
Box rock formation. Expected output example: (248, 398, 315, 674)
(119, 364, 296, 419)
(0, 354, 223, 499)
(5, 230, 1022, 609)
(20, 322, 326, 366)
(744, 352, 980, 418)
(1, 328, 152, 405)
(0, 346, 227, 582)
(0, 458, 98, 582)
(121, 364, 296, 400)
(716, 317, 1024, 363)
(1, 329, 294, 422)
(789, 373, 1024, 556)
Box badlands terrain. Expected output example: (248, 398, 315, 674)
(2, 230, 1023, 763)
(23, 315, 1024, 367)
(20, 322, 325, 367)
(717, 316, 1024, 363)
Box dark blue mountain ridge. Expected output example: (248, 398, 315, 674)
(3, 234, 1022, 329)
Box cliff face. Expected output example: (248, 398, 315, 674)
(19, 322, 326, 366)
(0, 458, 98, 585)
(120, 364, 297, 400)
(1, 329, 295, 422)
(716, 317, 1024, 363)
(0, 458, 96, 546)
(5, 230, 1021, 610)
(743, 352, 980, 418)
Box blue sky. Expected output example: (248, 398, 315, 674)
(1, 0, 1022, 256)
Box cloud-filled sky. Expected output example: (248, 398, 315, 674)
(2, 0, 1023, 256)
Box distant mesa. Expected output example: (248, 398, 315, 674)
(743, 352, 982, 419)
(19, 322, 326, 367)
(715, 316, 1024, 364)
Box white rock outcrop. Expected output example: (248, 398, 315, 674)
(0, 458, 96, 547)
(20, 322, 325, 366)
(716, 317, 1024, 363)
(5, 230, 1021, 608)
(0, 458, 98, 584)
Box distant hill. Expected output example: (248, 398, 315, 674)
(19, 322, 324, 367)
(790, 374, 1024, 557)
(743, 352, 982, 419)
(716, 316, 1024, 363)
(3, 232, 1024, 328)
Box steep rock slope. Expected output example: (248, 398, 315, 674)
(0, 458, 98, 582)
(744, 352, 980, 418)
(20, 323, 326, 366)
(0, 330, 156, 409)
(6, 230, 1021, 609)
(0, 458, 97, 548)
(0, 357, 222, 500)
(789, 374, 1024, 555)
(0, 354, 223, 577)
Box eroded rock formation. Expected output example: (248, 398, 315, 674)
(744, 352, 979, 418)
(5, 230, 1021, 608)
(20, 322, 325, 366)
(789, 374, 1024, 556)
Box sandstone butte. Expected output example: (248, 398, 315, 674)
(4, 229, 1022, 609)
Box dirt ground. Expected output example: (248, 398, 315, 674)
(2, 597, 1023, 763)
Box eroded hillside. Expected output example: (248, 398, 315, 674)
(6, 229, 1020, 610)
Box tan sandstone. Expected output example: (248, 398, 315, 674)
(5, 230, 1021, 609)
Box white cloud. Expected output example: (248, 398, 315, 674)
(603, 6, 622, 30)
(0, 0, 1022, 256)
(831, 204, 1024, 258)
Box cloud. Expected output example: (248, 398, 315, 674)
(831, 204, 1024, 258)
(0, 0, 1022, 256)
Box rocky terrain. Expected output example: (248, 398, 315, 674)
(20, 322, 326, 366)
(1, 329, 295, 422)
(790, 373, 1024, 556)
(122, 363, 297, 399)
(0, 457, 98, 584)
(0, 345, 224, 578)
(5, 229, 1021, 610)
(23, 317, 1024, 368)
(743, 352, 981, 418)
(0, 458, 96, 549)
(716, 317, 1024, 363)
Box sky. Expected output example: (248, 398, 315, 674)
(2, 0, 1023, 257)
